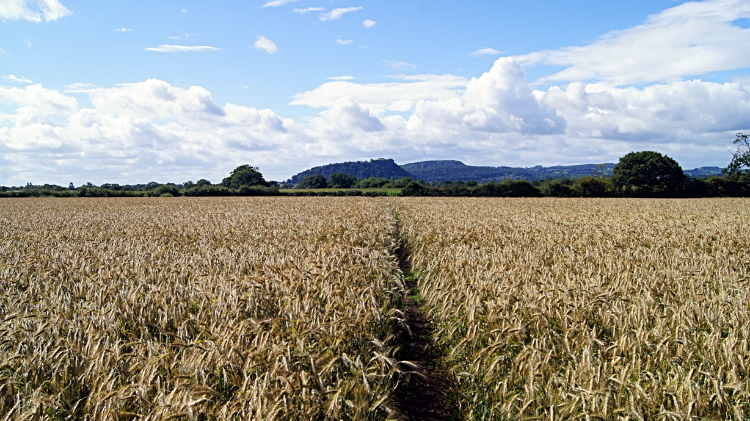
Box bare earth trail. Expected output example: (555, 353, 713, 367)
(393, 220, 455, 421)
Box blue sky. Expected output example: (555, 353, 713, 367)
(1, 0, 750, 184)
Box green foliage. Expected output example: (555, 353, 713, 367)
(571, 176, 615, 197)
(723, 133, 750, 175)
(154, 184, 180, 197)
(297, 174, 327, 189)
(328, 173, 358, 188)
(401, 182, 426, 196)
(391, 177, 414, 188)
(196, 179, 211, 187)
(354, 177, 393, 188)
(612, 151, 685, 191)
(221, 165, 269, 189)
(538, 178, 574, 197)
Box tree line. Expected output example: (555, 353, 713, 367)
(3, 134, 750, 198)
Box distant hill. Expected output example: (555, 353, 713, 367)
(287, 158, 411, 185)
(684, 166, 723, 178)
(287, 159, 724, 185)
(401, 160, 616, 183)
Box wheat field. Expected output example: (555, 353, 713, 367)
(396, 198, 750, 420)
(3, 197, 750, 420)
(0, 197, 407, 420)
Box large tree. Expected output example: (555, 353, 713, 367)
(328, 173, 358, 189)
(222, 165, 269, 189)
(612, 151, 685, 190)
(723, 133, 750, 175)
(297, 174, 327, 189)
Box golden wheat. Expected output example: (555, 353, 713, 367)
(0, 197, 406, 420)
(396, 197, 750, 420)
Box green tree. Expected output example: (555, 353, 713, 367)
(196, 179, 211, 187)
(612, 151, 684, 190)
(401, 181, 426, 196)
(328, 173, 358, 188)
(221, 165, 269, 189)
(723, 133, 750, 175)
(298, 174, 327, 189)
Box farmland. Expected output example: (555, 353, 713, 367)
(2, 197, 750, 420)
(0, 197, 406, 420)
(397, 198, 750, 419)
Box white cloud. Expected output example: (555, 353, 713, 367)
(294, 7, 325, 14)
(64, 83, 102, 93)
(336, 38, 353, 45)
(515, 0, 750, 85)
(383, 60, 416, 70)
(254, 36, 279, 54)
(114, 27, 133, 32)
(263, 0, 300, 6)
(181, 8, 187, 13)
(2, 43, 750, 183)
(0, 0, 71, 23)
(328, 76, 355, 80)
(319, 7, 362, 21)
(23, 39, 33, 47)
(470, 47, 502, 57)
(363, 19, 376, 28)
(3, 74, 33, 84)
(0, 84, 78, 127)
(168, 34, 190, 40)
(145, 45, 220, 53)
(291, 74, 468, 114)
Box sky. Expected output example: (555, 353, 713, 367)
(1, 0, 750, 185)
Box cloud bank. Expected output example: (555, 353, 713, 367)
(2, 57, 748, 185)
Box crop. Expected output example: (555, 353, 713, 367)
(0, 197, 406, 420)
(396, 198, 750, 420)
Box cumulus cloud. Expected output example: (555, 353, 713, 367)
(115, 27, 132, 32)
(0, 0, 71, 23)
(145, 45, 220, 53)
(0, 79, 301, 184)
(328, 76, 355, 80)
(319, 7, 362, 21)
(3, 74, 33, 84)
(336, 38, 353, 45)
(515, 0, 750, 85)
(254, 36, 279, 54)
(294, 7, 325, 14)
(470, 47, 502, 57)
(292, 74, 467, 113)
(1, 68, 748, 185)
(363, 19, 376, 28)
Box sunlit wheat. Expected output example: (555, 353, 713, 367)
(0, 197, 406, 420)
(396, 198, 750, 420)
